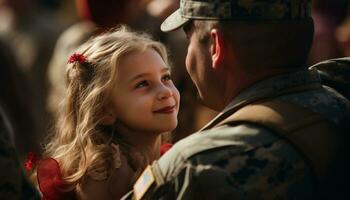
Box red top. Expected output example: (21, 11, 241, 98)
(36, 143, 173, 199)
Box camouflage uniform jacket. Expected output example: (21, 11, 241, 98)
(125, 69, 350, 200)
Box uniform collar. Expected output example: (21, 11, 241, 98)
(200, 69, 321, 131)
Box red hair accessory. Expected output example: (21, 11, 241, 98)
(24, 152, 37, 171)
(37, 158, 74, 200)
(160, 143, 173, 156)
(68, 53, 87, 64)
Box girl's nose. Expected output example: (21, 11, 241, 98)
(157, 85, 173, 100)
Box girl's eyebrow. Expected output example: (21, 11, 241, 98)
(128, 67, 170, 83)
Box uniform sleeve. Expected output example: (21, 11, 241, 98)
(146, 139, 315, 200)
(147, 163, 245, 200)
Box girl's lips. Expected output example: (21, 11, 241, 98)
(153, 106, 176, 114)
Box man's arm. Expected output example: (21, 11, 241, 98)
(132, 124, 316, 200)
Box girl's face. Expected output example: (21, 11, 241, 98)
(109, 48, 180, 133)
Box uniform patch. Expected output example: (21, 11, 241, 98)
(133, 165, 155, 200)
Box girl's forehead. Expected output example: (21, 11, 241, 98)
(119, 48, 166, 67)
(115, 49, 168, 79)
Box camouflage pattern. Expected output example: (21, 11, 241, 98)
(309, 57, 350, 100)
(123, 69, 350, 200)
(0, 106, 40, 200)
(161, 0, 312, 32)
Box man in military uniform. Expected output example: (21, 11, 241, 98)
(122, 0, 350, 199)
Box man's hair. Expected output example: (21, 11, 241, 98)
(190, 19, 314, 71)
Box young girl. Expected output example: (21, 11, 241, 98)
(36, 26, 180, 199)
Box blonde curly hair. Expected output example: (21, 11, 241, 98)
(43, 25, 170, 186)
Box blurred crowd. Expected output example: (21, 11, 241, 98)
(0, 0, 349, 163)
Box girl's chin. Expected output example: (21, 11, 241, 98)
(158, 122, 178, 133)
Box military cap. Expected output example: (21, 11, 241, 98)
(161, 0, 312, 32)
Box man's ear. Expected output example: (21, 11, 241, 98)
(210, 28, 224, 69)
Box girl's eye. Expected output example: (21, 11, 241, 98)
(162, 74, 172, 82)
(135, 80, 148, 89)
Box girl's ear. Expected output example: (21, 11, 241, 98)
(210, 28, 225, 69)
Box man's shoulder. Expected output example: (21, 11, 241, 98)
(138, 123, 313, 199)
(156, 123, 279, 181)
(278, 82, 350, 125)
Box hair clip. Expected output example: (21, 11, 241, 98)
(68, 53, 87, 64)
(24, 151, 37, 171)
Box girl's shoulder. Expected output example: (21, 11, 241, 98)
(76, 143, 135, 200)
(86, 143, 123, 181)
